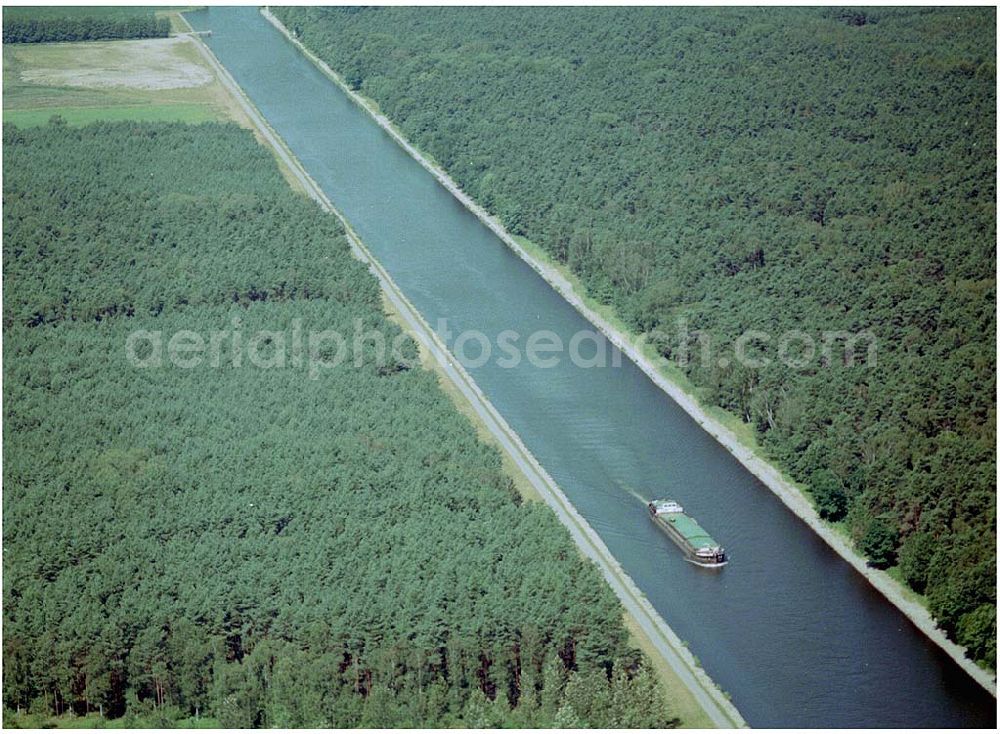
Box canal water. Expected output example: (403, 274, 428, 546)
(186, 7, 995, 727)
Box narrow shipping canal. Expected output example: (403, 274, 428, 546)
(186, 8, 995, 727)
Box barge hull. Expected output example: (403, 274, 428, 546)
(648, 502, 727, 567)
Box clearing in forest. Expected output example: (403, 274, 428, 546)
(3, 35, 246, 126)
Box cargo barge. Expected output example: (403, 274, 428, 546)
(648, 500, 727, 567)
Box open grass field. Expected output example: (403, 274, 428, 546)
(2, 102, 217, 127)
(3, 34, 244, 127)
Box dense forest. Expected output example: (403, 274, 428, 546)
(2, 7, 169, 44)
(275, 6, 997, 666)
(2, 122, 676, 727)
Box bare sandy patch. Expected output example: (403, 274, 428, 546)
(17, 37, 213, 91)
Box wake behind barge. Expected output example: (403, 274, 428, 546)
(648, 500, 727, 567)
